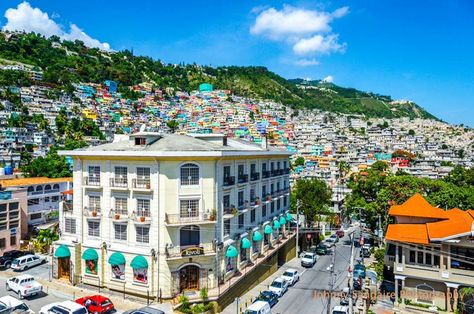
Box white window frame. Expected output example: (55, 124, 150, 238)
(179, 162, 200, 187)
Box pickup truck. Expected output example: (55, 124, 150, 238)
(5, 274, 43, 299)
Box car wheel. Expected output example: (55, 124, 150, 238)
(5, 283, 10, 291)
(18, 291, 24, 299)
(5, 262, 11, 268)
(23, 265, 28, 271)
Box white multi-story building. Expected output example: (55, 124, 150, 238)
(56, 132, 293, 300)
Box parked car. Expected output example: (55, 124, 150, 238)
(0, 296, 34, 314)
(76, 295, 114, 314)
(380, 280, 395, 294)
(360, 247, 371, 258)
(331, 305, 349, 314)
(5, 274, 43, 299)
(353, 274, 362, 290)
(268, 278, 288, 297)
(39, 301, 88, 314)
(0, 251, 33, 269)
(255, 290, 278, 307)
(301, 252, 317, 267)
(123, 307, 165, 314)
(245, 301, 271, 314)
(324, 238, 337, 247)
(335, 230, 345, 238)
(316, 244, 328, 255)
(353, 264, 366, 279)
(329, 234, 339, 243)
(10, 254, 46, 271)
(281, 269, 299, 286)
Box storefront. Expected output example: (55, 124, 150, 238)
(54, 244, 71, 280)
(179, 264, 200, 291)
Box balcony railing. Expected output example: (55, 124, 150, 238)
(132, 178, 151, 189)
(110, 177, 128, 188)
(264, 194, 272, 202)
(165, 242, 216, 259)
(262, 171, 271, 179)
(84, 177, 101, 186)
(250, 197, 261, 207)
(223, 176, 235, 187)
(45, 189, 60, 194)
(31, 190, 43, 195)
(271, 169, 283, 177)
(132, 210, 151, 223)
(63, 201, 73, 212)
(237, 174, 248, 184)
(250, 172, 260, 181)
(109, 209, 129, 220)
(165, 211, 216, 225)
(283, 168, 290, 175)
(84, 206, 101, 217)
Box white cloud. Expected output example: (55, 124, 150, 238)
(2, 1, 110, 51)
(294, 58, 320, 67)
(293, 34, 345, 56)
(322, 75, 334, 83)
(250, 5, 348, 62)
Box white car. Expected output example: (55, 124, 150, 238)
(324, 238, 337, 247)
(332, 305, 349, 314)
(40, 301, 88, 314)
(244, 301, 271, 314)
(6, 274, 43, 299)
(281, 268, 300, 286)
(0, 296, 34, 314)
(268, 277, 288, 297)
(301, 252, 317, 267)
(10, 254, 46, 271)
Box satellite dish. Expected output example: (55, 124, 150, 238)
(139, 124, 146, 132)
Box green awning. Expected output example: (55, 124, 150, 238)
(253, 231, 263, 241)
(108, 252, 126, 265)
(279, 217, 287, 225)
(273, 220, 281, 229)
(82, 248, 98, 260)
(286, 213, 293, 221)
(130, 255, 148, 269)
(54, 245, 71, 258)
(225, 245, 238, 258)
(264, 225, 273, 234)
(241, 238, 251, 249)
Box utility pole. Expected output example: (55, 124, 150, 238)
(378, 214, 382, 247)
(349, 230, 355, 314)
(296, 200, 300, 257)
(327, 243, 337, 314)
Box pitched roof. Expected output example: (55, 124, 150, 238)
(0, 177, 72, 187)
(385, 224, 429, 244)
(426, 208, 474, 240)
(388, 193, 447, 219)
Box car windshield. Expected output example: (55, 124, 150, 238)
(101, 300, 112, 306)
(14, 304, 30, 312)
(73, 308, 88, 314)
(245, 311, 258, 314)
(332, 311, 347, 314)
(271, 281, 282, 288)
(283, 271, 294, 277)
(51, 307, 69, 314)
(303, 254, 313, 259)
(259, 293, 270, 300)
(11, 258, 20, 265)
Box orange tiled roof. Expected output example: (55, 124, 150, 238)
(0, 177, 72, 187)
(385, 224, 429, 244)
(388, 193, 447, 219)
(426, 208, 474, 240)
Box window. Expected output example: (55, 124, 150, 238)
(115, 198, 128, 215)
(36, 186, 43, 193)
(0, 238, 5, 249)
(30, 213, 42, 220)
(115, 166, 127, 178)
(262, 185, 267, 198)
(88, 221, 100, 237)
(0, 212, 6, 221)
(0, 204, 6, 212)
(180, 199, 199, 218)
(135, 137, 146, 145)
(240, 245, 247, 262)
(223, 166, 231, 179)
(262, 163, 267, 172)
(277, 182, 280, 192)
(88, 166, 100, 184)
(284, 196, 288, 207)
(224, 219, 230, 236)
(271, 202, 275, 213)
(53, 184, 60, 190)
(89, 195, 101, 209)
(409, 250, 416, 263)
(277, 161, 281, 170)
(417, 251, 423, 264)
(44, 185, 51, 192)
(270, 183, 274, 194)
(238, 191, 244, 207)
(250, 187, 256, 202)
(425, 253, 432, 265)
(180, 163, 199, 186)
(136, 167, 151, 187)
(9, 211, 19, 220)
(271, 162, 274, 172)
(10, 235, 16, 246)
(137, 199, 150, 217)
(284, 161, 288, 169)
(9, 221, 18, 229)
(0, 222, 6, 230)
(251, 164, 256, 174)
(45, 197, 50, 203)
(52, 196, 59, 202)
(238, 214, 244, 229)
(262, 204, 267, 217)
(277, 199, 281, 211)
(223, 195, 230, 210)
(238, 164, 245, 177)
(28, 198, 40, 206)
(136, 226, 150, 243)
(251, 209, 256, 223)
(252, 238, 260, 253)
(114, 224, 127, 241)
(65, 218, 76, 234)
(27, 186, 34, 193)
(180, 225, 200, 246)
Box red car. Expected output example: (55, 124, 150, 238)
(336, 230, 345, 238)
(75, 295, 115, 314)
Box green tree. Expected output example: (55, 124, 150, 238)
(21, 148, 71, 178)
(166, 120, 180, 133)
(292, 179, 332, 227)
(408, 129, 415, 136)
(293, 156, 305, 167)
(337, 160, 350, 180)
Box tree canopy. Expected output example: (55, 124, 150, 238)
(291, 178, 332, 227)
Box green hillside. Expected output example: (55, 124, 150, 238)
(0, 31, 437, 120)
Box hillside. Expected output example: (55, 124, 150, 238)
(0, 31, 437, 120)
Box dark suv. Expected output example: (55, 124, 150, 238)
(0, 250, 34, 269)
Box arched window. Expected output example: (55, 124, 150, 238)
(44, 185, 51, 192)
(180, 225, 200, 247)
(416, 284, 434, 304)
(180, 163, 199, 186)
(53, 184, 60, 190)
(36, 186, 43, 193)
(27, 186, 34, 193)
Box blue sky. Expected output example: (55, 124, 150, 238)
(1, 1, 473, 126)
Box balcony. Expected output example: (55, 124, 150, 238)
(132, 178, 152, 191)
(237, 174, 248, 184)
(271, 169, 283, 177)
(83, 206, 101, 218)
(250, 172, 260, 181)
(264, 194, 272, 202)
(250, 197, 261, 207)
(109, 209, 129, 222)
(84, 177, 101, 188)
(165, 242, 216, 260)
(132, 210, 151, 224)
(165, 211, 216, 226)
(45, 188, 60, 194)
(223, 206, 237, 219)
(282, 187, 290, 195)
(262, 171, 271, 179)
(223, 176, 235, 187)
(63, 200, 73, 212)
(283, 168, 290, 175)
(110, 177, 129, 189)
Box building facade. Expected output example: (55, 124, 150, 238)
(385, 194, 474, 313)
(56, 133, 292, 299)
(0, 186, 28, 255)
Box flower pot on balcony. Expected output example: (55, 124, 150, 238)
(209, 209, 217, 221)
(139, 216, 145, 222)
(266, 196, 272, 201)
(92, 210, 98, 217)
(255, 198, 261, 205)
(115, 214, 120, 220)
(146, 183, 151, 189)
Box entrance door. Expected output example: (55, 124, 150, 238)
(179, 265, 200, 291)
(58, 257, 70, 279)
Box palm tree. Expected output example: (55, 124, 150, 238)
(166, 120, 179, 133)
(337, 161, 350, 181)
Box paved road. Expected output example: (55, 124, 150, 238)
(223, 227, 361, 314)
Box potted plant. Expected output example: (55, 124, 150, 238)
(255, 197, 261, 205)
(115, 213, 120, 220)
(146, 182, 151, 189)
(92, 209, 98, 217)
(209, 209, 217, 221)
(231, 206, 238, 216)
(139, 216, 146, 222)
(266, 195, 272, 201)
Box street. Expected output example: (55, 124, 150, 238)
(223, 227, 360, 314)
